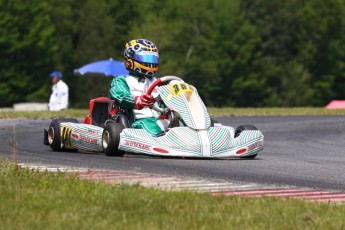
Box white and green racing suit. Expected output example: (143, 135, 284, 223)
(109, 74, 164, 136)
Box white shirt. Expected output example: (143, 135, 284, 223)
(49, 80, 69, 111)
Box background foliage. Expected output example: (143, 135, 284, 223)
(1, 0, 345, 108)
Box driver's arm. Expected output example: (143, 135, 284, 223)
(109, 76, 136, 109)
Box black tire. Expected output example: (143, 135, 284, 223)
(234, 125, 258, 137)
(210, 118, 219, 127)
(235, 125, 258, 159)
(115, 113, 131, 128)
(47, 118, 78, 151)
(102, 123, 125, 156)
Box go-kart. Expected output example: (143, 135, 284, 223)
(44, 76, 264, 158)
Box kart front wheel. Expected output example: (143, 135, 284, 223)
(102, 123, 125, 156)
(235, 125, 258, 159)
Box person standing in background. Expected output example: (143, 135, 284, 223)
(48, 71, 69, 111)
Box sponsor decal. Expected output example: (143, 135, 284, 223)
(236, 141, 262, 155)
(71, 133, 79, 139)
(140, 50, 158, 56)
(132, 88, 158, 94)
(87, 129, 100, 135)
(247, 141, 263, 150)
(132, 87, 144, 93)
(80, 135, 98, 144)
(125, 140, 150, 150)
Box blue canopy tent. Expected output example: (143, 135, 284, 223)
(74, 58, 128, 77)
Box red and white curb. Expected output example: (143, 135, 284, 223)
(17, 163, 345, 204)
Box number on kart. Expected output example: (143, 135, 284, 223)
(169, 83, 193, 96)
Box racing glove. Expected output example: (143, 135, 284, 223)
(134, 94, 155, 110)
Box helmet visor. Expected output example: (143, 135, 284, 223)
(134, 51, 159, 64)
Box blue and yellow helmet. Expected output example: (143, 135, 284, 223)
(124, 39, 159, 76)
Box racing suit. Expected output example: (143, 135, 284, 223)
(109, 74, 164, 136)
(48, 80, 69, 111)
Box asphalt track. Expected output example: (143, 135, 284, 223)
(0, 116, 345, 192)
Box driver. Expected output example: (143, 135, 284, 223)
(109, 39, 164, 136)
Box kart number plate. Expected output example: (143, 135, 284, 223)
(169, 83, 193, 96)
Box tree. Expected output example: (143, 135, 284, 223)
(71, 0, 119, 107)
(1, 0, 345, 108)
(0, 0, 56, 106)
(127, 0, 222, 106)
(239, 0, 345, 106)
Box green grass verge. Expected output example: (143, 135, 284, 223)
(0, 161, 344, 229)
(1, 107, 345, 119)
(0, 109, 89, 119)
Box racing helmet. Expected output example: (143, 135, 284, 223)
(124, 39, 159, 76)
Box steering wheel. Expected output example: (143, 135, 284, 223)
(146, 76, 184, 113)
(146, 76, 184, 95)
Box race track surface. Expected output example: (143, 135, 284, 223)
(1, 116, 345, 192)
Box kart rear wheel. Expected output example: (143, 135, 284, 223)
(235, 125, 258, 159)
(102, 123, 125, 156)
(47, 118, 79, 151)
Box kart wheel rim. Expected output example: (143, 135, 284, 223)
(48, 127, 54, 145)
(102, 131, 110, 149)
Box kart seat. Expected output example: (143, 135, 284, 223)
(91, 100, 109, 128)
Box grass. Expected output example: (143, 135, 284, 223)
(1, 161, 345, 230)
(0, 109, 89, 119)
(1, 107, 345, 119)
